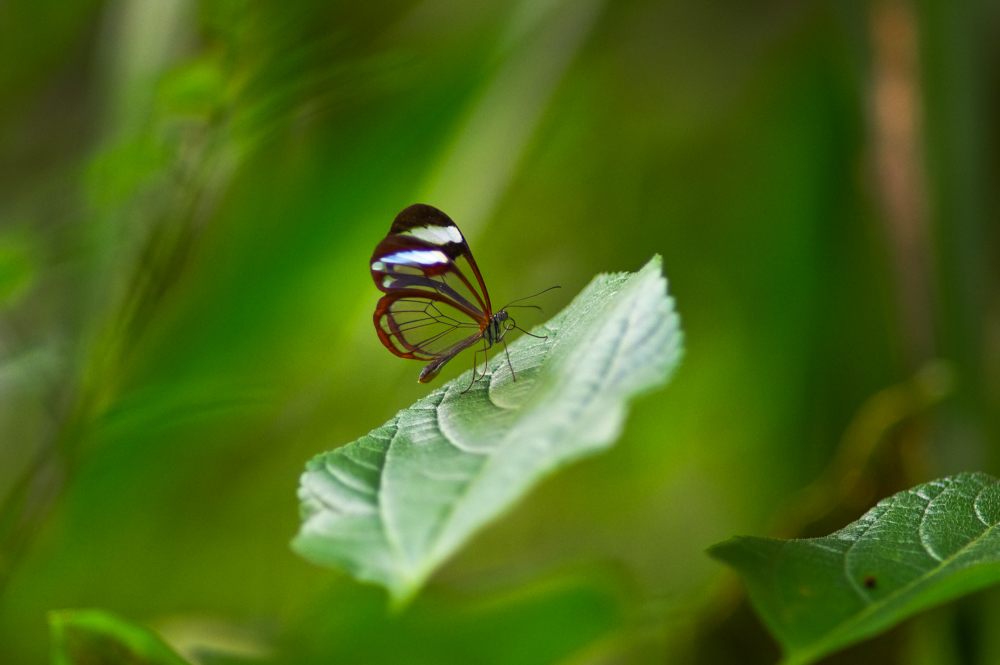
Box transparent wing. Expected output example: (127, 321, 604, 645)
(374, 291, 483, 361)
(371, 204, 495, 382)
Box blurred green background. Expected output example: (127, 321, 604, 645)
(0, 0, 997, 663)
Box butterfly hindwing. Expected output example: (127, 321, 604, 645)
(374, 291, 482, 360)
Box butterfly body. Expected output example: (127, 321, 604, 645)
(416, 309, 511, 383)
(371, 204, 549, 388)
(483, 310, 510, 346)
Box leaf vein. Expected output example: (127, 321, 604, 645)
(973, 479, 999, 527)
(826, 501, 1000, 650)
(325, 460, 378, 496)
(917, 479, 947, 562)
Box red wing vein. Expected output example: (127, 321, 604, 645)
(394, 300, 480, 328)
(379, 295, 483, 359)
(411, 328, 456, 352)
(391, 311, 476, 327)
(395, 319, 475, 333)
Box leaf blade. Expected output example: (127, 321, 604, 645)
(708, 472, 1000, 665)
(293, 256, 683, 601)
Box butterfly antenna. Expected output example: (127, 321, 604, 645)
(500, 285, 561, 309)
(504, 304, 543, 311)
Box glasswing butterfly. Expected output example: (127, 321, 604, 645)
(371, 204, 556, 390)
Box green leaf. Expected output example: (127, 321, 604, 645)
(708, 472, 1000, 665)
(49, 609, 191, 665)
(293, 255, 683, 602)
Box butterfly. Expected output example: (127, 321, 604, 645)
(371, 204, 556, 389)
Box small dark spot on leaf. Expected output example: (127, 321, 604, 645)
(863, 575, 877, 589)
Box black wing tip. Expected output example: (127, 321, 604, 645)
(399, 202, 440, 213)
(392, 203, 455, 232)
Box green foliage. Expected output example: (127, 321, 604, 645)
(0, 0, 996, 663)
(49, 610, 190, 665)
(709, 473, 1000, 664)
(276, 573, 625, 665)
(0, 234, 34, 309)
(294, 256, 682, 602)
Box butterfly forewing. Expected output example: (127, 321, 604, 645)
(371, 204, 494, 380)
(371, 236, 486, 320)
(373, 205, 491, 309)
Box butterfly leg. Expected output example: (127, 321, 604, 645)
(513, 324, 547, 340)
(502, 338, 516, 382)
(461, 348, 481, 394)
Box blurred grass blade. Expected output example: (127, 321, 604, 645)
(293, 256, 683, 603)
(49, 609, 191, 665)
(709, 472, 1000, 665)
(422, 0, 604, 237)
